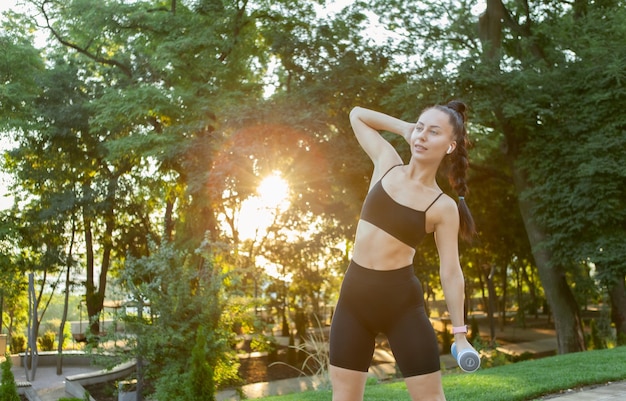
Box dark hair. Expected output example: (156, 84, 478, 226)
(432, 100, 476, 242)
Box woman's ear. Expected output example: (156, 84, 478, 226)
(447, 142, 456, 154)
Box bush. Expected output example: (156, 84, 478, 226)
(42, 319, 72, 350)
(38, 331, 56, 351)
(588, 319, 606, 350)
(0, 354, 20, 401)
(10, 334, 26, 354)
(187, 326, 215, 401)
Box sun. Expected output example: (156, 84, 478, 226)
(234, 172, 291, 241)
(257, 173, 290, 209)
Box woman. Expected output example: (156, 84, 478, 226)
(329, 101, 476, 401)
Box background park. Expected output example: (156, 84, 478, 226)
(0, 0, 625, 400)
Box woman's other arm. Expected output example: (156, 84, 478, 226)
(435, 197, 472, 349)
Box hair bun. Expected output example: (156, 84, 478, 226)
(446, 100, 467, 123)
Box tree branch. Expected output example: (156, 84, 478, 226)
(38, 0, 133, 78)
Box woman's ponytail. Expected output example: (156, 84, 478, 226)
(435, 101, 476, 242)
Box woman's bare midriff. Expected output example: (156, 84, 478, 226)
(352, 220, 416, 270)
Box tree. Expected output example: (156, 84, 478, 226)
(116, 242, 239, 401)
(359, 0, 626, 353)
(517, 5, 626, 341)
(467, 0, 626, 350)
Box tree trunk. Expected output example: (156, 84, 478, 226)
(57, 218, 76, 375)
(499, 263, 507, 330)
(57, 265, 70, 375)
(511, 165, 585, 353)
(608, 276, 626, 344)
(83, 210, 100, 336)
(477, 0, 584, 352)
(487, 265, 497, 343)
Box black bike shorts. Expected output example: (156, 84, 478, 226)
(329, 260, 440, 377)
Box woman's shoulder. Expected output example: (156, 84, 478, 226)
(430, 193, 460, 222)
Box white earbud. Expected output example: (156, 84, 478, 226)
(447, 145, 454, 154)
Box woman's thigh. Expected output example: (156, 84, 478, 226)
(330, 364, 369, 401)
(405, 370, 446, 401)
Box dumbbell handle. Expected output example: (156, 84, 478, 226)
(451, 342, 480, 373)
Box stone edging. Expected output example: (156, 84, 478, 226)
(65, 360, 136, 401)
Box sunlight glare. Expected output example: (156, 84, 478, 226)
(257, 173, 290, 210)
(233, 172, 291, 241)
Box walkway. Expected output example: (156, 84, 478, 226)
(539, 381, 626, 400)
(12, 365, 101, 401)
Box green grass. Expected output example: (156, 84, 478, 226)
(259, 346, 626, 401)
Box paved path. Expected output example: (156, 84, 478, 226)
(539, 381, 626, 400)
(12, 365, 101, 401)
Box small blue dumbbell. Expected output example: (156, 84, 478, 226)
(451, 342, 480, 373)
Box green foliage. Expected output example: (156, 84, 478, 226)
(588, 319, 606, 350)
(491, 6, 626, 276)
(469, 337, 509, 369)
(41, 318, 72, 350)
(9, 334, 25, 355)
(115, 241, 240, 400)
(37, 331, 55, 352)
(0, 355, 20, 401)
(250, 334, 277, 354)
(187, 326, 215, 401)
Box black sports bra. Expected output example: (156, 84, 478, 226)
(360, 165, 443, 248)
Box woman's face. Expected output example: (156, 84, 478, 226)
(410, 108, 456, 160)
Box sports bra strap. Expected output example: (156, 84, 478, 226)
(424, 193, 444, 212)
(380, 164, 403, 181)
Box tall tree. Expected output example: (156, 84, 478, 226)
(358, 0, 626, 353)
(468, 0, 626, 351)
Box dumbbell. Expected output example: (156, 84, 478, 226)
(451, 342, 480, 373)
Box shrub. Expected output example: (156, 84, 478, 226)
(10, 334, 26, 354)
(0, 354, 20, 401)
(38, 331, 56, 351)
(187, 326, 215, 401)
(588, 319, 606, 350)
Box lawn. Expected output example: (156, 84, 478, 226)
(258, 346, 626, 401)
